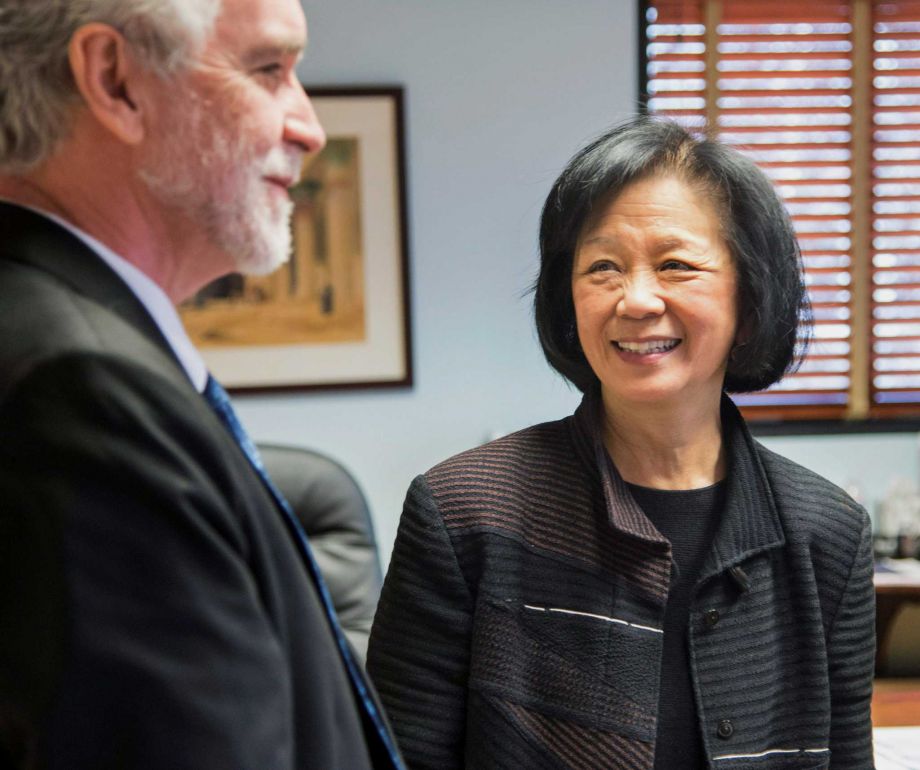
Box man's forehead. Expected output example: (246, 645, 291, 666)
(209, 0, 307, 56)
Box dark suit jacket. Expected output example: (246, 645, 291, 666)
(0, 203, 401, 769)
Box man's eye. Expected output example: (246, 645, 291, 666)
(255, 63, 284, 77)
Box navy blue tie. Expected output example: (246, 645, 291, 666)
(203, 374, 403, 769)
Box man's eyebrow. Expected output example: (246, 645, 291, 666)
(241, 42, 305, 65)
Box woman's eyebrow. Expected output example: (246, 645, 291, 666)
(580, 234, 618, 248)
(651, 236, 695, 255)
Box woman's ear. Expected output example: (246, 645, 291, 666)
(733, 321, 751, 349)
(67, 23, 146, 145)
(728, 313, 752, 368)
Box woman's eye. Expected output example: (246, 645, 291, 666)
(660, 259, 693, 271)
(587, 261, 619, 274)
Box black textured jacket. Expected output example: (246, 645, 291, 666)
(368, 393, 875, 769)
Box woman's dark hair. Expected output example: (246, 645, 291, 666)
(534, 115, 811, 394)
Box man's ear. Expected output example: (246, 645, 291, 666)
(68, 23, 148, 145)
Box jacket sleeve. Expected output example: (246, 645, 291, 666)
(0, 355, 295, 770)
(367, 475, 475, 770)
(827, 514, 876, 769)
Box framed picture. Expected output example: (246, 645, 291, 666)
(179, 86, 412, 392)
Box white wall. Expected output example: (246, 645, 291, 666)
(754, 432, 919, 529)
(236, 0, 919, 563)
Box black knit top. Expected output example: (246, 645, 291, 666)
(627, 481, 726, 770)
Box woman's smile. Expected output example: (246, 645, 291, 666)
(612, 338, 682, 357)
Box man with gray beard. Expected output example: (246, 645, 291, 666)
(0, 1, 404, 768)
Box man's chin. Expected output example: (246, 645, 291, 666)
(236, 249, 290, 277)
(230, 220, 293, 276)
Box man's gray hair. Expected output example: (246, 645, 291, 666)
(0, 0, 222, 174)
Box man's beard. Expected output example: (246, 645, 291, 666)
(138, 94, 303, 277)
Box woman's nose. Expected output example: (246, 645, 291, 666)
(616, 274, 666, 319)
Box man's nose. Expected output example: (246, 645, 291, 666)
(285, 87, 326, 155)
(616, 273, 666, 319)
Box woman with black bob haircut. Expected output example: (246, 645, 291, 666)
(368, 116, 875, 770)
(536, 116, 808, 395)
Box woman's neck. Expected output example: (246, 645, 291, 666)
(601, 392, 727, 490)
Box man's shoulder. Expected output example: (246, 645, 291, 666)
(1, 255, 107, 344)
(0, 257, 180, 403)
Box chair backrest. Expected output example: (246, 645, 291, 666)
(257, 443, 382, 665)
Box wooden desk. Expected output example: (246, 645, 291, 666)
(875, 560, 920, 675)
(874, 678, 920, 727)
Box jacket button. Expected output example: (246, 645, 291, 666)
(703, 609, 720, 628)
(717, 719, 734, 739)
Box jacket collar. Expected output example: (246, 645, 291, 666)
(571, 388, 669, 546)
(570, 387, 786, 576)
(0, 201, 175, 360)
(700, 395, 786, 581)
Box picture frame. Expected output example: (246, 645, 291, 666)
(179, 86, 413, 393)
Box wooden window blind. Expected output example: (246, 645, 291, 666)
(873, 0, 920, 414)
(643, 0, 920, 421)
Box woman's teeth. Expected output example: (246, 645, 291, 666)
(615, 340, 680, 354)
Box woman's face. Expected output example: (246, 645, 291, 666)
(571, 174, 739, 413)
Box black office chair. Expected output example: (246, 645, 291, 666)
(258, 443, 383, 665)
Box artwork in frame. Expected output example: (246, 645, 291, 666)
(179, 86, 412, 392)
